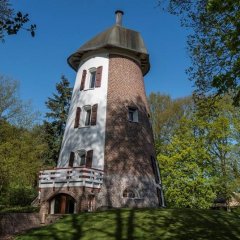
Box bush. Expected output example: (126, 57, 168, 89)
(0, 205, 39, 213)
(6, 186, 37, 206)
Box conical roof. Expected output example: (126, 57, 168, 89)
(67, 25, 150, 75)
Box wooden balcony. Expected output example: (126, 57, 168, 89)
(39, 167, 104, 189)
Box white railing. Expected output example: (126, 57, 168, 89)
(39, 167, 104, 189)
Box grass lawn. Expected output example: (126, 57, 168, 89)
(15, 208, 240, 240)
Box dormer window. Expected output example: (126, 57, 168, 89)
(128, 107, 138, 122)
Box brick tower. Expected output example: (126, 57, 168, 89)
(39, 11, 164, 215)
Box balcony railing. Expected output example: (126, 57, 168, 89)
(39, 167, 104, 189)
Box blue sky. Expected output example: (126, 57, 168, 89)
(0, 0, 193, 117)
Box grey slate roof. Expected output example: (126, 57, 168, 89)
(67, 25, 150, 75)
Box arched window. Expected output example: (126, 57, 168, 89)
(123, 188, 136, 198)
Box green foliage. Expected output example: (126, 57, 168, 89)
(0, 0, 36, 41)
(43, 75, 72, 165)
(0, 205, 39, 213)
(149, 92, 240, 209)
(148, 92, 192, 154)
(158, 117, 216, 208)
(15, 208, 240, 240)
(5, 185, 37, 206)
(0, 120, 47, 205)
(159, 0, 240, 105)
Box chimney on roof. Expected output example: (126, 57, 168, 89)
(115, 10, 124, 26)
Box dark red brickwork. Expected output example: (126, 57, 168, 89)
(96, 54, 159, 209)
(40, 186, 99, 214)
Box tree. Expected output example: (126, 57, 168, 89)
(158, 117, 216, 208)
(158, 0, 240, 105)
(148, 92, 192, 153)
(150, 92, 240, 208)
(0, 0, 36, 41)
(0, 75, 39, 127)
(43, 75, 72, 165)
(0, 120, 47, 205)
(200, 96, 240, 209)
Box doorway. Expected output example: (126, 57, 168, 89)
(51, 194, 75, 214)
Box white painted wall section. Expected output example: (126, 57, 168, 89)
(58, 53, 109, 170)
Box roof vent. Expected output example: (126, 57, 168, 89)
(115, 10, 124, 26)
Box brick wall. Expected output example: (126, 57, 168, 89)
(40, 186, 99, 214)
(96, 54, 159, 209)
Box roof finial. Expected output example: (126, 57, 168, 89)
(115, 10, 124, 26)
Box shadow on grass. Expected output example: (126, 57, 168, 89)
(15, 208, 240, 240)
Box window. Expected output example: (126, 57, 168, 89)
(77, 150, 93, 168)
(84, 107, 92, 126)
(80, 66, 102, 91)
(123, 189, 136, 198)
(89, 69, 96, 89)
(80, 104, 98, 127)
(78, 150, 86, 166)
(128, 107, 138, 122)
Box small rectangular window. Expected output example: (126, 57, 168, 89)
(85, 108, 91, 126)
(128, 107, 138, 122)
(89, 71, 96, 88)
(80, 153, 86, 166)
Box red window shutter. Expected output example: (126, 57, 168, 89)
(80, 70, 87, 90)
(74, 107, 81, 128)
(91, 104, 98, 126)
(69, 152, 75, 167)
(95, 66, 103, 88)
(86, 150, 93, 168)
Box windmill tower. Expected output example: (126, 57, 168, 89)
(39, 11, 164, 215)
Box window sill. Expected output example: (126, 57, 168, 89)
(128, 120, 139, 123)
(78, 126, 91, 129)
(83, 88, 95, 91)
(122, 197, 143, 200)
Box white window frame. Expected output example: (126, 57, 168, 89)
(85, 67, 97, 90)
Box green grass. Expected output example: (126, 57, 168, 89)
(15, 208, 240, 240)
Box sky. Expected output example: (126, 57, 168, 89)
(0, 0, 193, 118)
